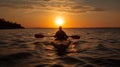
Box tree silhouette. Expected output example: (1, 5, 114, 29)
(0, 18, 24, 29)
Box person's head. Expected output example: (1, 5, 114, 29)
(59, 26, 62, 30)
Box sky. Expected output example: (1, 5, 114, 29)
(0, 0, 120, 28)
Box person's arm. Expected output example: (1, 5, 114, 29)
(63, 31, 68, 38)
(54, 31, 59, 38)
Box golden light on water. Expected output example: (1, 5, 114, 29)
(55, 16, 64, 26)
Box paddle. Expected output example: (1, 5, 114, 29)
(34, 34, 80, 39)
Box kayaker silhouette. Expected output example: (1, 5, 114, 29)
(54, 26, 68, 40)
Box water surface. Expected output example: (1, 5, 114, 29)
(0, 29, 120, 67)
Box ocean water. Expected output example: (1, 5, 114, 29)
(0, 29, 120, 67)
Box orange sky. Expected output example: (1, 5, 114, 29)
(0, 0, 120, 28)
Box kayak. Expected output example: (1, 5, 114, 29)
(34, 34, 80, 55)
(51, 40, 71, 52)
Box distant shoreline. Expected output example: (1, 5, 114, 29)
(0, 18, 24, 29)
(0, 27, 120, 30)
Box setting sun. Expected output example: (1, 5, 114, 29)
(55, 17, 64, 26)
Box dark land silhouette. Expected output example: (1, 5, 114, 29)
(0, 18, 24, 29)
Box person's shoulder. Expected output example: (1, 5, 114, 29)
(56, 30, 60, 33)
(62, 30, 66, 32)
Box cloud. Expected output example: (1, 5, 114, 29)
(0, 0, 105, 14)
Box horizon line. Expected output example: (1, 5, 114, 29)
(26, 27, 120, 29)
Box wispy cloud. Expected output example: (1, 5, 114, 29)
(0, 0, 105, 14)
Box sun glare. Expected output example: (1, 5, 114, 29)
(55, 17, 64, 26)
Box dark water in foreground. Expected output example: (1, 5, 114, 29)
(0, 29, 120, 67)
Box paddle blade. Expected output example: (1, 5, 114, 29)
(71, 35, 80, 39)
(34, 34, 44, 38)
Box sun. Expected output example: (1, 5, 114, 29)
(55, 17, 64, 26)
